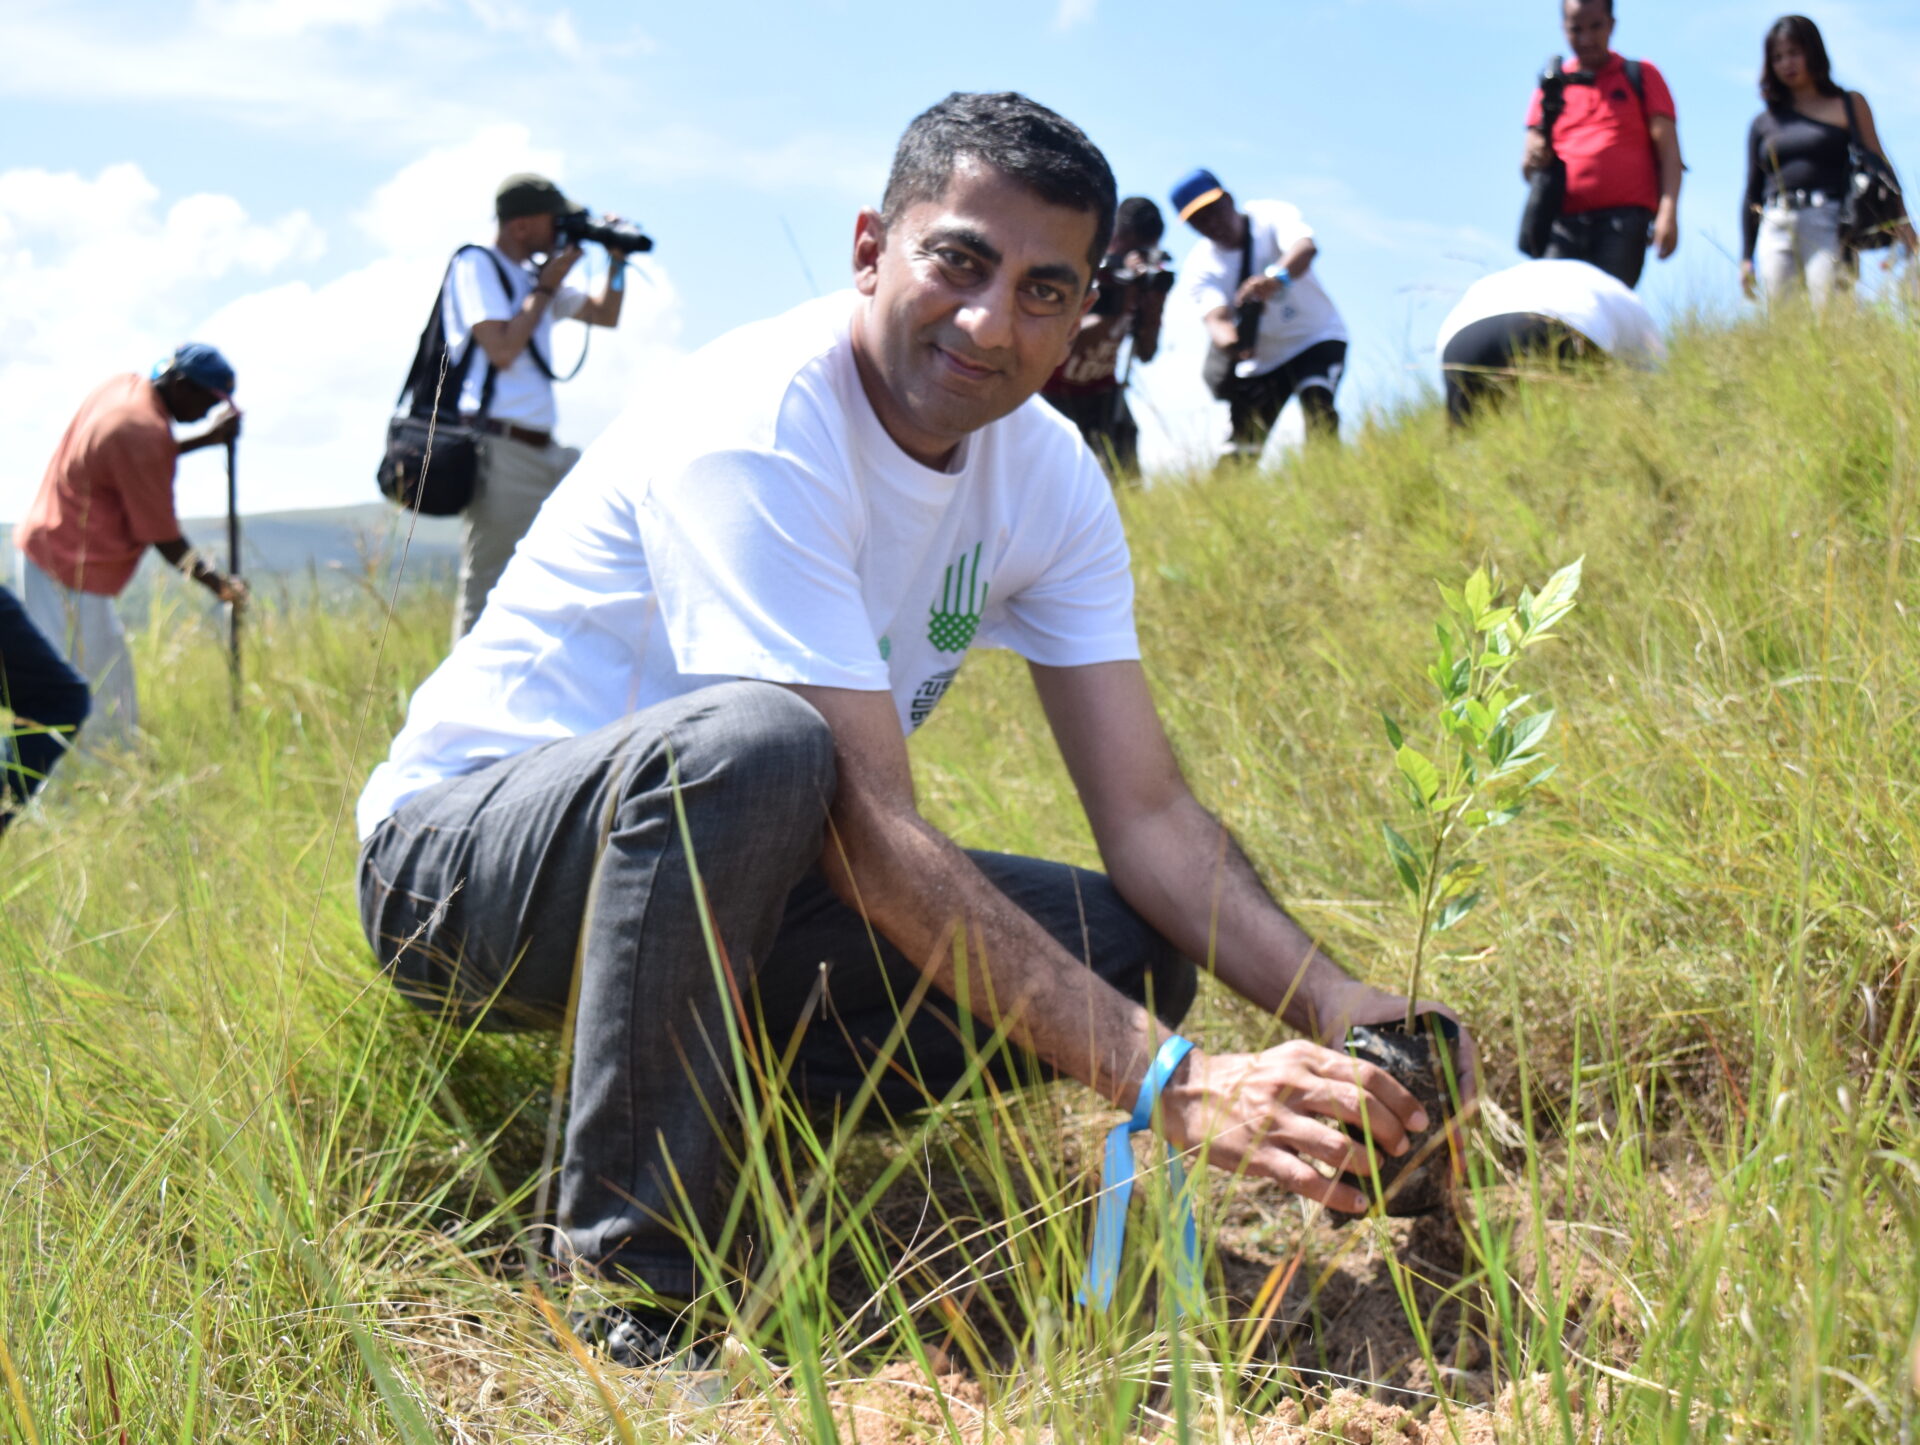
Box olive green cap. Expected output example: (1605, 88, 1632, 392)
(495, 173, 570, 221)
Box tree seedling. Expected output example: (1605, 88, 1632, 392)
(1345, 556, 1583, 1215)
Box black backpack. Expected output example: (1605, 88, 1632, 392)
(376, 246, 550, 516)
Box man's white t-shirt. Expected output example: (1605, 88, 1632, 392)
(1436, 260, 1664, 368)
(441, 245, 588, 430)
(1179, 199, 1347, 377)
(356, 290, 1141, 839)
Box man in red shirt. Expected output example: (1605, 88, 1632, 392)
(1522, 0, 1683, 288)
(13, 344, 248, 746)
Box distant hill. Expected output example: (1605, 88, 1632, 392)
(3, 503, 461, 600)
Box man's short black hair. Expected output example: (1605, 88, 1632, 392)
(1114, 197, 1165, 249)
(1565, 0, 1614, 15)
(881, 92, 1116, 269)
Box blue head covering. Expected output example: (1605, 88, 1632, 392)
(1170, 168, 1227, 222)
(152, 342, 236, 398)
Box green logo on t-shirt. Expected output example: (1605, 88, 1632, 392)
(928, 542, 989, 654)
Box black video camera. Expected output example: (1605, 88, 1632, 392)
(1091, 248, 1174, 318)
(557, 208, 654, 254)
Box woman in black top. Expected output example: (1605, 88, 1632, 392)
(1740, 15, 1910, 309)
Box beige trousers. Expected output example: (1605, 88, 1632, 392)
(455, 434, 580, 642)
(14, 551, 138, 749)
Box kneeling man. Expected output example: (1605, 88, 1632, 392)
(356, 92, 1470, 1364)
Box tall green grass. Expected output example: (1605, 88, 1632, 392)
(2, 305, 1917, 1441)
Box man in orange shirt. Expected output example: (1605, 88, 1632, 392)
(13, 344, 249, 745)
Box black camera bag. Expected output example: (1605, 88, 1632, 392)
(1839, 93, 1907, 253)
(1519, 57, 1574, 259)
(377, 246, 540, 515)
(1201, 224, 1259, 401)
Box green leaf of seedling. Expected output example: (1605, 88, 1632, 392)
(1382, 711, 1405, 749)
(1381, 823, 1424, 896)
(1435, 890, 1484, 932)
(1487, 722, 1512, 767)
(1524, 763, 1561, 792)
(1495, 692, 1533, 724)
(1448, 656, 1472, 699)
(1485, 805, 1523, 826)
(1463, 567, 1492, 620)
(1508, 708, 1555, 758)
(1487, 627, 1514, 658)
(1429, 793, 1468, 812)
(1532, 556, 1584, 628)
(1396, 745, 1441, 805)
(1463, 698, 1496, 740)
(1516, 588, 1536, 631)
(1476, 606, 1515, 633)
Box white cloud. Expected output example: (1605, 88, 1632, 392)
(192, 0, 426, 36)
(1055, 0, 1098, 31)
(0, 137, 687, 525)
(356, 124, 567, 259)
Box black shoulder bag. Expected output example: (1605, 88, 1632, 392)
(377, 245, 545, 515)
(1519, 56, 1572, 259)
(1200, 223, 1258, 401)
(1839, 93, 1907, 253)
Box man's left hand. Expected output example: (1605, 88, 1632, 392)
(601, 214, 632, 266)
(1234, 274, 1282, 306)
(1653, 206, 1680, 261)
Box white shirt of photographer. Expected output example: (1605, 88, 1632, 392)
(441, 245, 587, 430)
(357, 291, 1141, 838)
(1179, 199, 1347, 379)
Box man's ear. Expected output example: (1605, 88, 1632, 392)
(852, 207, 887, 296)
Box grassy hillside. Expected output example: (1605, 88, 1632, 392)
(3, 306, 1917, 1442)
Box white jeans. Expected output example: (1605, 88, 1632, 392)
(1756, 201, 1852, 311)
(14, 551, 138, 748)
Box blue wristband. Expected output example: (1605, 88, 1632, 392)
(609, 263, 626, 294)
(1079, 1034, 1202, 1311)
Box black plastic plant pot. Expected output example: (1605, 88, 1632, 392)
(1340, 1013, 1463, 1217)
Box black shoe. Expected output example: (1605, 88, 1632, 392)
(566, 1304, 719, 1373)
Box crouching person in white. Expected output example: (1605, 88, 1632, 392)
(356, 92, 1474, 1369)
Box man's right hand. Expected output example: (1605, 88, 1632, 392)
(1157, 1040, 1428, 1215)
(1522, 130, 1552, 179)
(537, 245, 583, 293)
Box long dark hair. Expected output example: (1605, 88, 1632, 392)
(1760, 15, 1843, 109)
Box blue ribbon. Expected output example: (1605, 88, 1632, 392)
(1079, 1033, 1200, 1311)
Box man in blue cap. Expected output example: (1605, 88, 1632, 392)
(1169, 169, 1349, 468)
(13, 343, 249, 745)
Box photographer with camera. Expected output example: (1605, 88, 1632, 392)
(1521, 0, 1683, 289)
(441, 173, 642, 640)
(1171, 169, 1348, 471)
(1039, 197, 1170, 481)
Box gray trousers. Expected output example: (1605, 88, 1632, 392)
(357, 681, 1195, 1293)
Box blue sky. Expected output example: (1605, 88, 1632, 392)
(2, 0, 1917, 522)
